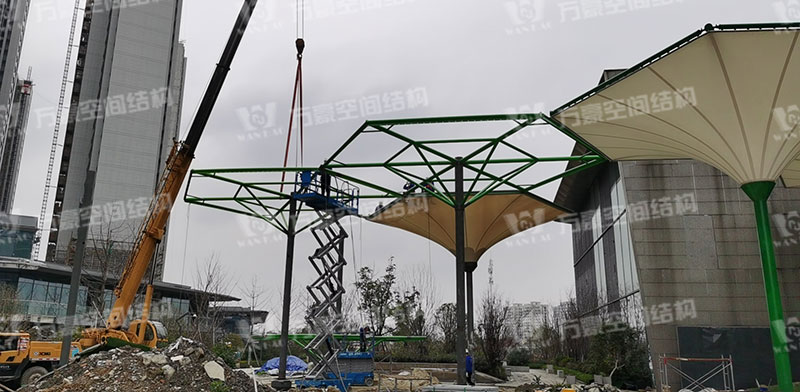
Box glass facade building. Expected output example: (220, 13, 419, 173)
(46, 0, 186, 278)
(0, 0, 29, 174)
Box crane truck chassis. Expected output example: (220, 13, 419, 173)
(0, 332, 81, 386)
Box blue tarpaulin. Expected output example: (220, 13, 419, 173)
(258, 355, 308, 373)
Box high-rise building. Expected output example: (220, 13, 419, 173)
(46, 0, 186, 280)
(505, 301, 551, 343)
(0, 0, 29, 171)
(0, 76, 32, 213)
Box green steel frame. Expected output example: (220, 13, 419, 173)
(550, 23, 800, 392)
(254, 333, 426, 346)
(184, 112, 607, 387)
(184, 113, 605, 220)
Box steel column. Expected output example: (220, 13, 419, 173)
(273, 198, 298, 391)
(741, 181, 793, 392)
(466, 262, 477, 347)
(454, 158, 467, 385)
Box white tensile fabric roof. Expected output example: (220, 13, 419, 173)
(554, 29, 800, 186)
(367, 192, 566, 263)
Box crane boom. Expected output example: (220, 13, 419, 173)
(106, 0, 259, 329)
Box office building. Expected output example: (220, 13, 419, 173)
(0, 0, 29, 170)
(46, 0, 186, 279)
(0, 77, 32, 213)
(506, 301, 551, 343)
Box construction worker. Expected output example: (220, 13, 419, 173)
(465, 350, 475, 386)
(318, 166, 331, 198)
(299, 170, 313, 192)
(359, 327, 368, 352)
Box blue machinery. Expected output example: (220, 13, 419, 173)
(292, 171, 364, 391)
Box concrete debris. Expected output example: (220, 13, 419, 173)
(19, 338, 265, 392)
(204, 360, 226, 381)
(574, 382, 620, 392)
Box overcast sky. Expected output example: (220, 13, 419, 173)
(11, 0, 791, 326)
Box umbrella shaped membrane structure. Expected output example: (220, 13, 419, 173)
(552, 23, 800, 392)
(368, 191, 566, 263)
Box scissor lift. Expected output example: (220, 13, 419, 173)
(292, 171, 360, 391)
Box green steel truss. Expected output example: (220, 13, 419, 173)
(183, 113, 606, 230)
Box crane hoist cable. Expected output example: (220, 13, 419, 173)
(280, 0, 306, 192)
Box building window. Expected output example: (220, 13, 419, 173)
(610, 178, 639, 296)
(591, 207, 607, 305)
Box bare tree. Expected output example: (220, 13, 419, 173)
(434, 303, 457, 352)
(241, 275, 271, 336)
(476, 288, 514, 379)
(78, 221, 134, 326)
(192, 252, 234, 346)
(0, 283, 19, 331)
(397, 264, 439, 337)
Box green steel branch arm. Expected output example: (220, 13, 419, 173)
(411, 144, 453, 196)
(462, 118, 534, 162)
(324, 122, 369, 166)
(384, 165, 454, 207)
(372, 124, 456, 163)
(184, 198, 290, 234)
(367, 113, 539, 126)
(467, 161, 538, 206)
(523, 157, 607, 192)
(467, 141, 500, 196)
(323, 168, 403, 199)
(540, 115, 610, 160)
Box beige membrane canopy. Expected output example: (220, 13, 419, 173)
(554, 28, 800, 186)
(368, 192, 566, 263)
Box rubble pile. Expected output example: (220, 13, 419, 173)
(20, 338, 265, 392)
(574, 382, 621, 392)
(515, 382, 620, 392)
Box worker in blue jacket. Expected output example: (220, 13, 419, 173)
(465, 350, 475, 386)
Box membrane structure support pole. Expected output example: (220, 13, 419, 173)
(273, 198, 298, 391)
(454, 157, 467, 385)
(741, 181, 792, 392)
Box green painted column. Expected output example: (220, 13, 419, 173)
(741, 181, 793, 392)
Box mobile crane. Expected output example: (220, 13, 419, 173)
(72, 0, 259, 353)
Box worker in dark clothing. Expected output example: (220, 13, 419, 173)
(359, 327, 366, 352)
(465, 350, 475, 386)
(319, 166, 331, 199)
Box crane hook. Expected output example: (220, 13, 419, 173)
(296, 38, 305, 59)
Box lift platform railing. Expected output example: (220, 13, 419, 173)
(293, 171, 360, 214)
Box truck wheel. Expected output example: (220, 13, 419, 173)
(364, 377, 374, 386)
(21, 366, 48, 386)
